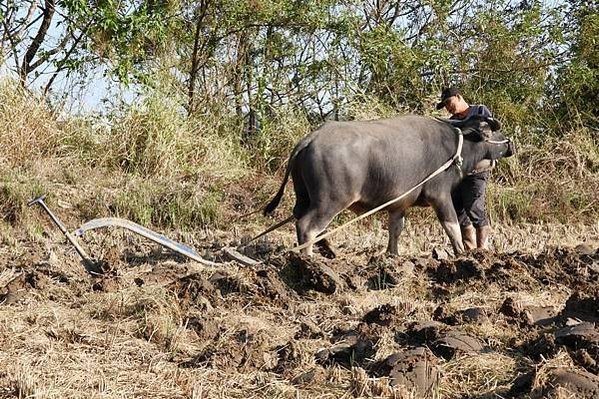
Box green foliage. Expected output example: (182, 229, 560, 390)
(3, 0, 593, 132)
(79, 177, 224, 230)
(551, 1, 598, 129)
(60, 0, 178, 83)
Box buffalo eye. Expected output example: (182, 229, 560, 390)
(478, 122, 492, 139)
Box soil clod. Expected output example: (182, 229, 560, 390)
(316, 330, 375, 368)
(378, 347, 439, 397)
(287, 254, 344, 294)
(431, 257, 485, 284)
(363, 304, 403, 327)
(532, 368, 599, 398)
(431, 330, 485, 359)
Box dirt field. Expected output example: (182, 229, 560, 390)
(0, 221, 598, 398)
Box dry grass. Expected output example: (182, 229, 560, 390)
(439, 352, 519, 398)
(94, 93, 249, 180)
(0, 77, 598, 399)
(0, 278, 299, 398)
(1, 76, 598, 236)
(0, 217, 596, 398)
(528, 351, 582, 399)
(489, 125, 599, 223)
(0, 80, 64, 168)
(248, 107, 312, 173)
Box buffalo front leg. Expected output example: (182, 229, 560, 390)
(432, 199, 465, 256)
(386, 211, 405, 255)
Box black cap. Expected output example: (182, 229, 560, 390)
(436, 87, 460, 110)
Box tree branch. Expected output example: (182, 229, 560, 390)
(29, 30, 70, 71)
(2, 14, 21, 72)
(43, 23, 90, 94)
(14, 0, 38, 38)
(188, 0, 211, 114)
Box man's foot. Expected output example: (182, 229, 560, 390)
(461, 225, 477, 250)
(476, 225, 491, 249)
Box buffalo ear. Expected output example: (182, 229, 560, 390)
(486, 117, 502, 131)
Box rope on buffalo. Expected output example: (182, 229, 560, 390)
(290, 127, 464, 253)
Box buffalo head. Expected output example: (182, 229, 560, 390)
(444, 115, 516, 160)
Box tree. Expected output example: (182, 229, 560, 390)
(0, 0, 176, 92)
(552, 0, 598, 128)
(1, 0, 95, 93)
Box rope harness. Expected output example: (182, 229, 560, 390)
(289, 127, 464, 253)
(486, 139, 510, 145)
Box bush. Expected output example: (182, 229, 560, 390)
(77, 176, 225, 230)
(0, 79, 63, 167)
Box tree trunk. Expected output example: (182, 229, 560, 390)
(19, 0, 55, 86)
(187, 0, 211, 115)
(233, 32, 249, 120)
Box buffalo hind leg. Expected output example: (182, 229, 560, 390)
(431, 198, 465, 256)
(387, 210, 405, 255)
(296, 206, 340, 256)
(292, 170, 310, 221)
(316, 239, 336, 259)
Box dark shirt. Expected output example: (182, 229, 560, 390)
(450, 104, 492, 120)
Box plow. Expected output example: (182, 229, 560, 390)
(28, 194, 261, 274)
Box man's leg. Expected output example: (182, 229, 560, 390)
(463, 173, 491, 249)
(453, 180, 476, 250)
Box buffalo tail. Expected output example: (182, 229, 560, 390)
(263, 132, 315, 216)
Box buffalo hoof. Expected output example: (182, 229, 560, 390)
(316, 239, 336, 259)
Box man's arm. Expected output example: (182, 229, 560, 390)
(476, 105, 492, 117)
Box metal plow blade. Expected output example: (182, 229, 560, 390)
(74, 217, 220, 267)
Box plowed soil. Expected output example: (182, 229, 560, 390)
(0, 230, 598, 398)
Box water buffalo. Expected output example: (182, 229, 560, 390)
(264, 114, 514, 256)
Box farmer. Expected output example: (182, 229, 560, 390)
(436, 87, 494, 250)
